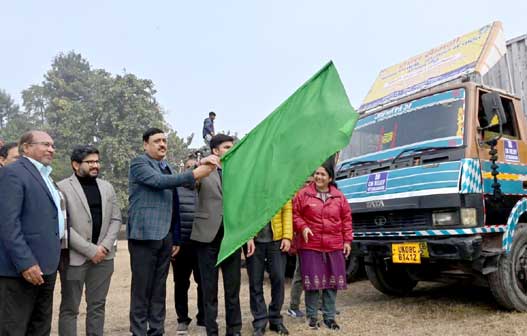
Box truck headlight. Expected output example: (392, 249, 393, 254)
(460, 208, 477, 227)
(432, 211, 457, 226)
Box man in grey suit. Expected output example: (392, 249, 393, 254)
(128, 128, 218, 336)
(57, 145, 122, 336)
(192, 134, 255, 336)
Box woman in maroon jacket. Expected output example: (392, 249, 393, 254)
(293, 163, 352, 330)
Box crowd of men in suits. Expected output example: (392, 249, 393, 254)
(0, 128, 297, 336)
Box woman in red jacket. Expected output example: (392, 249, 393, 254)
(293, 163, 352, 330)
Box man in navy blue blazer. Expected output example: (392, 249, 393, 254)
(128, 128, 219, 336)
(0, 130, 66, 336)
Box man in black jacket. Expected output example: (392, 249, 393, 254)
(171, 157, 205, 334)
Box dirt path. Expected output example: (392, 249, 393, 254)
(50, 242, 527, 335)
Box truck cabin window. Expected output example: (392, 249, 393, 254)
(478, 93, 518, 140)
(340, 89, 465, 162)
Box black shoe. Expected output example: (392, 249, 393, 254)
(176, 321, 190, 335)
(269, 323, 289, 335)
(253, 327, 265, 336)
(323, 319, 340, 330)
(308, 318, 319, 330)
(227, 333, 242, 336)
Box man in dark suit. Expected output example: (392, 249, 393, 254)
(0, 141, 20, 167)
(202, 111, 216, 145)
(0, 130, 65, 336)
(128, 128, 218, 336)
(58, 145, 122, 336)
(191, 134, 255, 336)
(171, 157, 206, 334)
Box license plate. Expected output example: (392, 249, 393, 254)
(392, 242, 427, 264)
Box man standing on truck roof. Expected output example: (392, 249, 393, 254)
(203, 111, 216, 145)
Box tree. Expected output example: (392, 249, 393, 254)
(0, 90, 33, 142)
(21, 51, 190, 215)
(22, 85, 47, 126)
(0, 90, 16, 129)
(95, 72, 169, 209)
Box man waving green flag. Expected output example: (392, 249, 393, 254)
(218, 61, 358, 264)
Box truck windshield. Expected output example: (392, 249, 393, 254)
(341, 89, 465, 161)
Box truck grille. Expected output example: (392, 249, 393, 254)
(353, 211, 430, 231)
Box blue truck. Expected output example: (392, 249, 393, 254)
(336, 27, 527, 310)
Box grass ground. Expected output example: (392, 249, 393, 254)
(50, 241, 527, 335)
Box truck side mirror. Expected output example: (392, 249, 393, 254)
(481, 92, 507, 127)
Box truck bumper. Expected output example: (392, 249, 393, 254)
(353, 235, 483, 262)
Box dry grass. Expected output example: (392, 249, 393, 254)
(50, 241, 527, 335)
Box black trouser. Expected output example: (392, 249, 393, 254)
(246, 241, 287, 330)
(128, 233, 172, 336)
(195, 234, 242, 336)
(171, 241, 205, 325)
(0, 272, 57, 336)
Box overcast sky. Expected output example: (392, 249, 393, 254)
(2, 0, 526, 146)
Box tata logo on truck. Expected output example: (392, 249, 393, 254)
(366, 200, 385, 208)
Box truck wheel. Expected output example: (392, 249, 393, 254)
(365, 258, 417, 296)
(346, 256, 364, 283)
(488, 224, 527, 311)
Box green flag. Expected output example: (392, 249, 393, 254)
(218, 61, 358, 264)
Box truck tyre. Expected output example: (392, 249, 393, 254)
(365, 258, 417, 296)
(488, 224, 527, 311)
(346, 256, 364, 283)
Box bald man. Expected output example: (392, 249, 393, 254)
(0, 130, 65, 336)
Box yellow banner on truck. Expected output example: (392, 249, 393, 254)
(360, 22, 506, 112)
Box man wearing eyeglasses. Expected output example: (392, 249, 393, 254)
(0, 130, 65, 336)
(56, 145, 122, 336)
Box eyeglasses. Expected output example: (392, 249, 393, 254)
(81, 160, 101, 166)
(29, 142, 55, 149)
